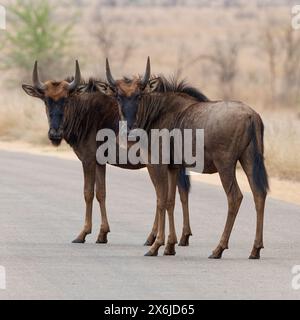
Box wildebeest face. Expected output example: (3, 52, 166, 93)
(44, 95, 66, 145)
(22, 61, 81, 146)
(98, 58, 152, 131)
(114, 79, 143, 130)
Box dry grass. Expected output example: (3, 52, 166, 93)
(0, 91, 48, 144)
(263, 113, 300, 181)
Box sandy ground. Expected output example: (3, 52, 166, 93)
(0, 140, 299, 206)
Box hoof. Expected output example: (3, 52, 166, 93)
(144, 249, 159, 257)
(72, 238, 86, 244)
(249, 255, 260, 260)
(249, 247, 263, 260)
(144, 234, 156, 246)
(208, 253, 222, 259)
(96, 233, 108, 244)
(164, 244, 176, 256)
(209, 246, 226, 259)
(144, 239, 155, 246)
(178, 234, 191, 247)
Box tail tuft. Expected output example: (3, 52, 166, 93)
(250, 120, 269, 195)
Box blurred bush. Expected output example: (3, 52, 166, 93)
(1, 0, 73, 81)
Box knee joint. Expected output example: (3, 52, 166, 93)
(96, 192, 106, 204)
(84, 190, 94, 203)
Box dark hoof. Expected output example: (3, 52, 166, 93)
(96, 233, 108, 244)
(144, 239, 154, 246)
(72, 238, 86, 244)
(164, 244, 176, 256)
(144, 235, 156, 246)
(209, 245, 227, 259)
(209, 253, 222, 259)
(144, 249, 159, 257)
(179, 234, 191, 247)
(249, 255, 260, 260)
(249, 247, 262, 260)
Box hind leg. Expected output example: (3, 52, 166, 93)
(209, 163, 243, 259)
(240, 147, 267, 259)
(178, 186, 192, 246)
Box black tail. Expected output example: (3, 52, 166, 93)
(177, 167, 191, 193)
(250, 118, 269, 195)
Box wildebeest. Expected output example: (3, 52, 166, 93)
(21, 61, 208, 250)
(99, 57, 269, 259)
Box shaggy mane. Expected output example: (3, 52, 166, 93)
(152, 75, 210, 103)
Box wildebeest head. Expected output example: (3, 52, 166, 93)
(22, 61, 81, 146)
(99, 57, 159, 131)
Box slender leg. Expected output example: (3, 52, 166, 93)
(178, 186, 192, 246)
(145, 165, 168, 257)
(209, 164, 243, 259)
(164, 169, 179, 256)
(144, 209, 159, 246)
(249, 193, 266, 259)
(240, 148, 267, 259)
(72, 162, 96, 244)
(95, 165, 111, 244)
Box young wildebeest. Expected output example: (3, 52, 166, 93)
(21, 61, 207, 250)
(99, 57, 269, 259)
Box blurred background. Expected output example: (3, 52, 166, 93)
(0, 0, 299, 181)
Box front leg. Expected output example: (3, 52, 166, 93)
(72, 161, 96, 244)
(95, 164, 111, 244)
(145, 165, 168, 257)
(144, 208, 158, 246)
(164, 168, 179, 256)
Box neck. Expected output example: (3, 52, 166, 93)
(137, 93, 192, 132)
(63, 92, 119, 147)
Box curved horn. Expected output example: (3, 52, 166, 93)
(68, 60, 81, 91)
(33, 61, 46, 91)
(106, 58, 116, 87)
(141, 57, 151, 88)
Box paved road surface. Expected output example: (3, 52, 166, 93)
(0, 150, 299, 300)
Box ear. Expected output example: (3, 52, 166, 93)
(22, 84, 44, 99)
(146, 78, 161, 93)
(94, 81, 115, 95)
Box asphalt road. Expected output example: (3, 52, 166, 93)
(0, 150, 300, 300)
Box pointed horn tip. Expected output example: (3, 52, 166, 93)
(75, 60, 81, 76)
(33, 61, 38, 73)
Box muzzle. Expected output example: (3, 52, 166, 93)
(48, 128, 63, 144)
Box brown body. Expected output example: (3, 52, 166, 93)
(22, 62, 194, 247)
(103, 58, 269, 259)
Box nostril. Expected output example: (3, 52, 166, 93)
(49, 129, 62, 139)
